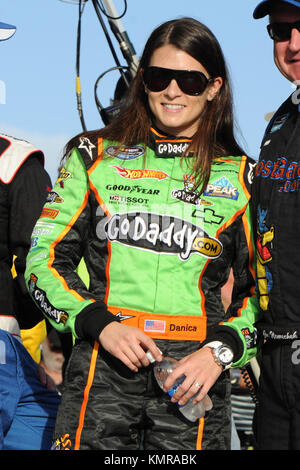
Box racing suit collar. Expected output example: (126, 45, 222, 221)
(149, 126, 193, 158)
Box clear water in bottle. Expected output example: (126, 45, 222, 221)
(152, 355, 213, 422)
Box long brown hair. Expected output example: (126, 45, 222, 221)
(65, 17, 244, 194)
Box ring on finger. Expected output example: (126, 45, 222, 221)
(193, 381, 201, 388)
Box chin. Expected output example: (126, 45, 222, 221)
(286, 65, 300, 83)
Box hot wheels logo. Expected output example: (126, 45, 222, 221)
(104, 211, 222, 261)
(111, 165, 168, 180)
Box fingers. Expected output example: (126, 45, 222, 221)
(162, 348, 223, 405)
(168, 376, 202, 405)
(99, 322, 162, 372)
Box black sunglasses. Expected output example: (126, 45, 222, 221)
(142, 66, 212, 96)
(267, 20, 300, 41)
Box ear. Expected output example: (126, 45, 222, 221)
(207, 76, 223, 102)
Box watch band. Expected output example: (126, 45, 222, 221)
(204, 341, 233, 370)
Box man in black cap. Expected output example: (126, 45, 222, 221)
(0, 20, 60, 450)
(252, 0, 300, 450)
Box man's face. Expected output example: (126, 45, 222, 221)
(270, 3, 300, 82)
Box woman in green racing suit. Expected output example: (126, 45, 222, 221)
(25, 17, 259, 450)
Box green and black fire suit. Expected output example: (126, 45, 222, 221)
(25, 128, 259, 450)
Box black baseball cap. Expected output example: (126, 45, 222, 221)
(0, 21, 16, 41)
(254, 0, 300, 19)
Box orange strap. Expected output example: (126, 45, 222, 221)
(108, 306, 207, 342)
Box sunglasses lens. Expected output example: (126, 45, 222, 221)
(268, 21, 300, 41)
(143, 68, 170, 92)
(143, 67, 209, 96)
(179, 71, 207, 95)
(271, 23, 291, 41)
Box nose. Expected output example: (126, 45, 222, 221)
(289, 27, 300, 52)
(164, 78, 182, 97)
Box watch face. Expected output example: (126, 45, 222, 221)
(218, 346, 234, 364)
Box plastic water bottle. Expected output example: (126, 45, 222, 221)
(147, 353, 213, 422)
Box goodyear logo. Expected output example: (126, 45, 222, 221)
(111, 165, 168, 180)
(104, 211, 223, 261)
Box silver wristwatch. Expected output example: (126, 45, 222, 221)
(204, 341, 234, 370)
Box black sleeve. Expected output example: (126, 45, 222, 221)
(8, 154, 52, 328)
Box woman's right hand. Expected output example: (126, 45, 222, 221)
(99, 322, 162, 372)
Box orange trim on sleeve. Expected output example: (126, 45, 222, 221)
(198, 259, 209, 318)
(198, 157, 252, 318)
(74, 341, 99, 450)
(87, 146, 113, 306)
(48, 189, 92, 301)
(86, 139, 103, 176)
(238, 156, 251, 201)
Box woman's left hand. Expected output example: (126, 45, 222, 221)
(162, 346, 223, 405)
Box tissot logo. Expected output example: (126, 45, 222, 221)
(104, 211, 222, 261)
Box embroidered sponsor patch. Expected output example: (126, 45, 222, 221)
(40, 208, 59, 219)
(171, 174, 213, 206)
(109, 194, 150, 205)
(269, 113, 289, 134)
(105, 183, 160, 196)
(111, 165, 168, 180)
(255, 157, 300, 193)
(55, 167, 72, 188)
(28, 273, 69, 325)
(104, 211, 223, 261)
(203, 177, 239, 200)
(51, 434, 72, 450)
(105, 145, 144, 160)
(46, 191, 64, 204)
(262, 329, 299, 340)
(144, 319, 166, 333)
(192, 207, 224, 225)
(32, 221, 55, 236)
(241, 327, 257, 349)
(78, 137, 96, 159)
(155, 141, 190, 157)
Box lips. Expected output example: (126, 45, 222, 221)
(162, 103, 185, 112)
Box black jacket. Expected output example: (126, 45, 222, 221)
(251, 94, 300, 334)
(0, 134, 51, 328)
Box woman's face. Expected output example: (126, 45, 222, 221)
(146, 44, 222, 137)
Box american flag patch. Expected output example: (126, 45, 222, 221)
(144, 319, 166, 333)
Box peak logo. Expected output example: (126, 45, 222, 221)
(203, 177, 239, 200)
(111, 165, 168, 180)
(104, 211, 222, 261)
